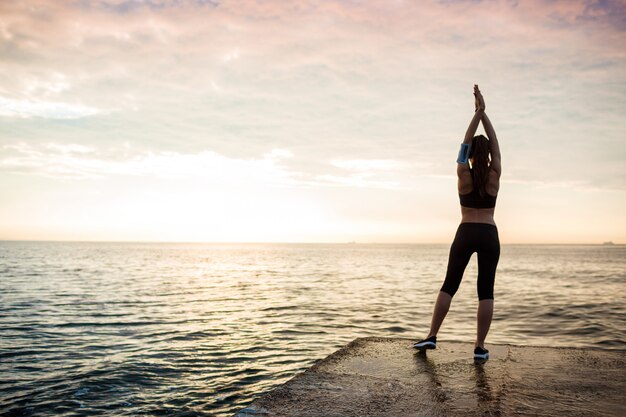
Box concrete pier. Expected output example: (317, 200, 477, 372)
(235, 336, 626, 417)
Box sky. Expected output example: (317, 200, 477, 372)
(0, 0, 625, 244)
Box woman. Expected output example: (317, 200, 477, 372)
(414, 84, 501, 360)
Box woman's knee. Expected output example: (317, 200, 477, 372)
(441, 281, 460, 298)
(477, 276, 494, 300)
(478, 290, 494, 300)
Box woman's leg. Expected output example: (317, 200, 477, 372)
(429, 225, 473, 337)
(427, 291, 452, 338)
(475, 226, 500, 348)
(476, 299, 493, 348)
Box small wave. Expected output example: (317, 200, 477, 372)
(595, 338, 626, 347)
(260, 305, 299, 312)
(0, 349, 51, 359)
(168, 330, 225, 341)
(271, 329, 328, 335)
(384, 326, 409, 333)
(51, 320, 176, 328)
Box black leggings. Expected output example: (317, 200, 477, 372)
(441, 223, 500, 300)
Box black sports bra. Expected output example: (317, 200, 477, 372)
(459, 186, 497, 209)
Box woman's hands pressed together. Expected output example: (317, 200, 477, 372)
(474, 84, 485, 112)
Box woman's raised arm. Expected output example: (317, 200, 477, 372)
(464, 108, 484, 144)
(481, 112, 501, 175)
(457, 85, 484, 176)
(457, 102, 483, 179)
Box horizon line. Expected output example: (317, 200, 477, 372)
(0, 239, 622, 246)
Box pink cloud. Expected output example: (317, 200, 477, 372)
(0, 0, 623, 187)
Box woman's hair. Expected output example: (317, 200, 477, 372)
(469, 134, 490, 197)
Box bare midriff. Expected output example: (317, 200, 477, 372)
(460, 206, 496, 226)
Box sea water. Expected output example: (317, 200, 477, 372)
(1, 242, 624, 416)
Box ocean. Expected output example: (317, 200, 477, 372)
(1, 242, 624, 416)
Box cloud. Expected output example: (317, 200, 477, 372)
(0, 142, 297, 183)
(0, 97, 101, 119)
(317, 158, 411, 189)
(80, 0, 221, 14)
(548, 0, 626, 31)
(0, 142, 422, 190)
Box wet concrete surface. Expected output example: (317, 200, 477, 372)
(234, 336, 626, 417)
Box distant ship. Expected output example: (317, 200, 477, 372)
(602, 241, 615, 246)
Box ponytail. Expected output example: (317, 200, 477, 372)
(469, 135, 490, 197)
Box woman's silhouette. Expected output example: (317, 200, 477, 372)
(414, 85, 501, 360)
